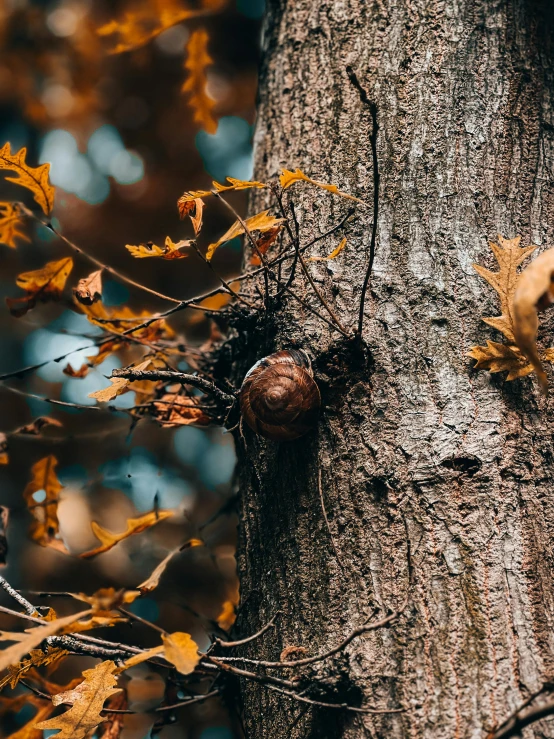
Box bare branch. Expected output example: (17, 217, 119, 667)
(110, 368, 236, 406)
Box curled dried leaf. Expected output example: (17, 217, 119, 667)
(279, 168, 364, 204)
(63, 363, 90, 378)
(80, 509, 174, 559)
(308, 237, 347, 262)
(177, 177, 266, 209)
(250, 226, 282, 265)
(153, 393, 212, 427)
(7, 257, 73, 317)
(0, 143, 55, 214)
(88, 358, 152, 402)
(512, 248, 554, 391)
(74, 269, 102, 305)
(72, 587, 140, 611)
(15, 416, 63, 435)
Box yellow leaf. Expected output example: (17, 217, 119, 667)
(36, 661, 121, 739)
(0, 144, 55, 214)
(512, 248, 554, 392)
(97, 0, 226, 54)
(308, 237, 348, 261)
(0, 202, 28, 248)
(22, 455, 69, 554)
(217, 600, 237, 631)
(279, 168, 364, 204)
(125, 237, 192, 259)
(0, 610, 92, 672)
(72, 588, 141, 611)
(117, 632, 200, 675)
(182, 29, 217, 134)
(88, 358, 152, 402)
(138, 539, 203, 593)
(206, 210, 285, 261)
(7, 257, 73, 317)
(162, 632, 200, 674)
(472, 234, 536, 343)
(177, 177, 266, 210)
(467, 341, 534, 380)
(0, 648, 67, 691)
(80, 509, 174, 558)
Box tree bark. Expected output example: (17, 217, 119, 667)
(233, 1, 554, 737)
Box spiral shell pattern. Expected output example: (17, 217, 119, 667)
(239, 349, 321, 441)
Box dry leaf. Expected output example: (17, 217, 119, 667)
(98, 690, 127, 739)
(72, 588, 140, 611)
(153, 394, 212, 427)
(88, 358, 152, 402)
(36, 660, 121, 739)
(118, 631, 200, 675)
(97, 0, 225, 54)
(80, 509, 174, 558)
(125, 237, 192, 259)
(0, 648, 68, 691)
(0, 506, 9, 566)
(250, 226, 282, 265)
(308, 237, 348, 261)
(0, 202, 28, 248)
(63, 363, 90, 378)
(0, 143, 55, 214)
(473, 234, 536, 343)
(7, 257, 73, 317)
(74, 270, 102, 305)
(177, 177, 266, 210)
(217, 600, 236, 631)
(0, 609, 92, 672)
(138, 539, 203, 592)
(468, 234, 554, 385)
(279, 168, 364, 204)
(182, 29, 217, 134)
(206, 210, 285, 261)
(22, 455, 69, 554)
(179, 197, 204, 236)
(512, 248, 554, 391)
(162, 632, 200, 674)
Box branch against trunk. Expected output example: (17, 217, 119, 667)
(232, 1, 554, 738)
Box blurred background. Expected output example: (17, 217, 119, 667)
(0, 0, 263, 736)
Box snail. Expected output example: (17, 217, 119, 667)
(239, 349, 321, 441)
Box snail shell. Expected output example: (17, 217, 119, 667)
(239, 349, 321, 441)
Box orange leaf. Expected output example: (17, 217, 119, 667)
(74, 270, 102, 305)
(0, 648, 68, 691)
(88, 358, 153, 402)
(63, 363, 90, 378)
(206, 210, 284, 261)
(138, 539, 203, 593)
(182, 29, 217, 134)
(0, 202, 28, 248)
(250, 226, 282, 265)
(71, 588, 140, 611)
(7, 257, 73, 317)
(125, 237, 192, 259)
(153, 394, 212, 427)
(22, 455, 69, 554)
(279, 168, 364, 204)
(178, 197, 204, 236)
(162, 632, 200, 674)
(0, 144, 55, 214)
(80, 510, 174, 558)
(308, 237, 347, 261)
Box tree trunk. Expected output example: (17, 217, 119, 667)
(233, 1, 554, 737)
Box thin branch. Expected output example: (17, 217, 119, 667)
(264, 682, 404, 715)
(487, 687, 554, 739)
(110, 368, 236, 406)
(214, 611, 399, 670)
(215, 613, 279, 648)
(318, 468, 345, 573)
(346, 67, 380, 337)
(190, 240, 259, 310)
(20, 205, 182, 305)
(0, 576, 36, 615)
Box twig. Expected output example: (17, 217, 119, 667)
(214, 611, 399, 669)
(264, 682, 404, 715)
(346, 67, 380, 337)
(215, 613, 279, 648)
(110, 368, 236, 406)
(0, 576, 36, 615)
(20, 205, 182, 305)
(190, 240, 259, 310)
(487, 687, 554, 739)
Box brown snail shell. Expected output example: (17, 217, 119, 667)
(239, 349, 321, 441)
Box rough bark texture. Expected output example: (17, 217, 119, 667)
(232, 1, 554, 737)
